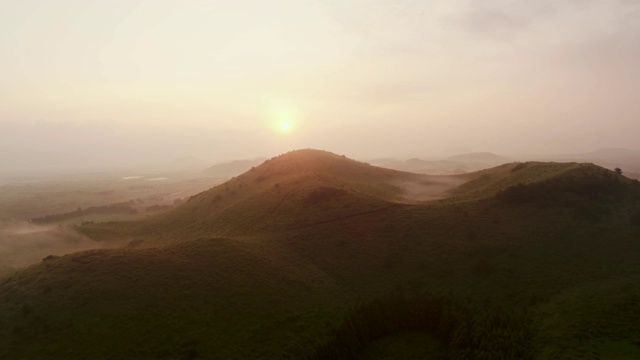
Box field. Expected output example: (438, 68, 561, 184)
(0, 170, 223, 269)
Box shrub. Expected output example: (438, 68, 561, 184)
(511, 162, 528, 173)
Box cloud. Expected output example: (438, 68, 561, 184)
(453, 3, 533, 40)
(446, 0, 638, 42)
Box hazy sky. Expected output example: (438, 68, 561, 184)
(1, 0, 639, 173)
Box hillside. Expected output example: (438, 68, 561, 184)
(529, 148, 640, 179)
(2, 150, 640, 359)
(454, 162, 599, 197)
(83, 149, 468, 239)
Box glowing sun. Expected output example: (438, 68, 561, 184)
(267, 101, 299, 135)
(272, 110, 296, 134)
(279, 120, 292, 133)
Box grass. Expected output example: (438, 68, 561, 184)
(2, 150, 640, 358)
(359, 331, 447, 359)
(0, 237, 345, 358)
(532, 275, 640, 359)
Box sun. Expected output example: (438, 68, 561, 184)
(272, 109, 296, 134)
(266, 100, 299, 135)
(279, 120, 292, 133)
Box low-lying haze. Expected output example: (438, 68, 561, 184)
(0, 221, 111, 268)
(1, 0, 639, 174)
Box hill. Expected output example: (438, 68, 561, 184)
(452, 161, 616, 198)
(83, 149, 468, 239)
(530, 148, 640, 179)
(2, 150, 640, 359)
(579, 148, 640, 179)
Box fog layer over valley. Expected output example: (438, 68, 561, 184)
(0, 167, 225, 270)
(0, 221, 109, 268)
(392, 176, 469, 202)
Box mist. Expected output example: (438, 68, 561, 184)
(1, 0, 640, 177)
(0, 221, 112, 268)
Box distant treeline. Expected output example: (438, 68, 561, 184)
(31, 202, 136, 224)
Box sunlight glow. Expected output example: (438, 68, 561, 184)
(279, 120, 292, 133)
(268, 103, 298, 135)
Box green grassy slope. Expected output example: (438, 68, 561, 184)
(2, 150, 640, 359)
(81, 149, 445, 240)
(452, 162, 591, 199)
(0, 238, 346, 359)
(532, 275, 640, 359)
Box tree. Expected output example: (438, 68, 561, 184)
(615, 167, 622, 175)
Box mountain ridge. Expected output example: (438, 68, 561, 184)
(3, 149, 640, 358)
(132, 149, 464, 238)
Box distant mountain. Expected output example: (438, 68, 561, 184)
(168, 155, 206, 165)
(584, 148, 640, 159)
(445, 152, 510, 163)
(531, 148, 640, 162)
(203, 158, 266, 178)
(579, 148, 640, 176)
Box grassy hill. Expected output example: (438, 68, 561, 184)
(81, 149, 466, 240)
(163, 149, 405, 235)
(452, 161, 624, 198)
(2, 150, 640, 359)
(0, 237, 345, 359)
